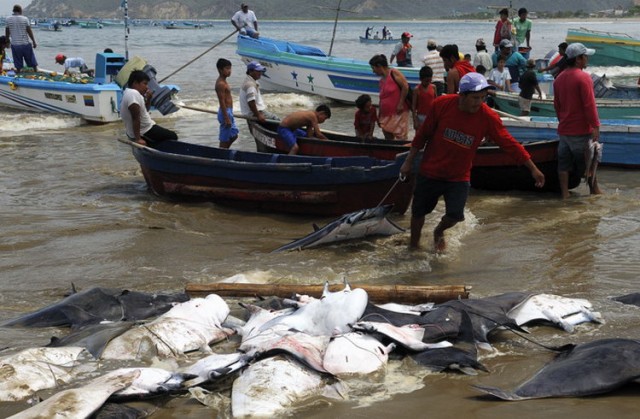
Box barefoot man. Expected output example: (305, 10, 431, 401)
(277, 104, 331, 155)
(400, 73, 545, 252)
(215, 58, 239, 149)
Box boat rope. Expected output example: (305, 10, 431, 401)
(158, 29, 238, 84)
(375, 175, 405, 208)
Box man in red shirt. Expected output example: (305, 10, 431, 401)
(400, 73, 545, 252)
(439, 44, 476, 94)
(553, 43, 602, 199)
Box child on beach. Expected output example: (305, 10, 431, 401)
(487, 57, 512, 92)
(278, 104, 331, 155)
(411, 66, 437, 130)
(354, 94, 378, 142)
(215, 58, 239, 149)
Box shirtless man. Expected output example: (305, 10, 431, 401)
(277, 104, 331, 155)
(215, 58, 238, 149)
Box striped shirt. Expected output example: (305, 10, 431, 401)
(422, 50, 445, 83)
(6, 15, 31, 46)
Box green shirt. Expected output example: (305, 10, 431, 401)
(512, 18, 532, 45)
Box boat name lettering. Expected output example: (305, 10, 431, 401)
(443, 128, 474, 148)
(256, 131, 275, 147)
(44, 92, 63, 101)
(66, 95, 77, 104)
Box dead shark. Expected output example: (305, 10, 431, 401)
(272, 205, 404, 252)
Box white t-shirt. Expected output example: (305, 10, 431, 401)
(239, 74, 265, 116)
(488, 67, 512, 91)
(120, 88, 154, 139)
(422, 50, 445, 83)
(63, 57, 87, 72)
(231, 10, 257, 30)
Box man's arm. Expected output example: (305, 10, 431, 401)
(247, 99, 264, 122)
(446, 69, 459, 94)
(523, 159, 545, 188)
(26, 26, 36, 48)
(129, 103, 145, 145)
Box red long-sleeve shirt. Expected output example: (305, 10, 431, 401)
(553, 67, 600, 136)
(412, 95, 531, 182)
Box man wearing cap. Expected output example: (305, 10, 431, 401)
(54, 54, 94, 77)
(439, 44, 475, 94)
(472, 39, 492, 74)
(422, 39, 445, 96)
(239, 60, 279, 123)
(553, 43, 602, 198)
(492, 39, 526, 83)
(231, 3, 259, 38)
(400, 72, 545, 251)
(390, 32, 413, 67)
(5, 4, 37, 73)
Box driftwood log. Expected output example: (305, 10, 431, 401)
(185, 283, 470, 304)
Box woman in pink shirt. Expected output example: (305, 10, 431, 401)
(369, 54, 410, 140)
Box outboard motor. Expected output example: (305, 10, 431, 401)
(142, 64, 180, 115)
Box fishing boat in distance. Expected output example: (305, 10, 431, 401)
(566, 27, 640, 67)
(247, 120, 576, 193)
(235, 35, 420, 103)
(118, 138, 413, 216)
(359, 36, 396, 44)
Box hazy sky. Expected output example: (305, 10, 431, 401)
(1, 1, 33, 15)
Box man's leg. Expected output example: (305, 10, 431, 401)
(558, 171, 570, 199)
(433, 215, 458, 253)
(410, 216, 425, 250)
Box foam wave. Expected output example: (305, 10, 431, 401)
(0, 112, 83, 135)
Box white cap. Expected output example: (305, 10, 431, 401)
(565, 43, 596, 59)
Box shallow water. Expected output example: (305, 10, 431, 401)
(1, 19, 640, 419)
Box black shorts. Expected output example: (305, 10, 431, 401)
(142, 124, 178, 143)
(411, 175, 470, 222)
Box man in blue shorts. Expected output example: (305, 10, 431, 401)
(277, 105, 331, 155)
(215, 58, 239, 149)
(5, 4, 38, 73)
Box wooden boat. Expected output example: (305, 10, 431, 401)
(119, 138, 414, 216)
(492, 91, 640, 120)
(247, 120, 578, 192)
(248, 120, 410, 161)
(235, 35, 420, 104)
(592, 74, 640, 100)
(503, 117, 640, 168)
(359, 36, 397, 44)
(566, 27, 640, 67)
(0, 52, 179, 124)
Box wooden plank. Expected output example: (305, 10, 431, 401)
(185, 283, 470, 304)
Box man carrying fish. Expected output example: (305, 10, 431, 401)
(553, 43, 602, 199)
(400, 73, 545, 252)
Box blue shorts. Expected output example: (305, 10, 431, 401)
(217, 108, 239, 142)
(411, 175, 469, 222)
(11, 44, 38, 70)
(558, 134, 591, 174)
(277, 126, 306, 149)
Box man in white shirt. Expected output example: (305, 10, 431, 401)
(54, 54, 94, 76)
(231, 3, 259, 38)
(5, 4, 37, 73)
(121, 70, 178, 145)
(422, 39, 445, 96)
(239, 61, 279, 123)
(472, 38, 493, 74)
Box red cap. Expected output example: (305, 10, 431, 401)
(55, 54, 65, 63)
(402, 32, 413, 38)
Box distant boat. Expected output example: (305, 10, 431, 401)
(40, 22, 62, 32)
(79, 21, 103, 29)
(566, 27, 640, 67)
(359, 36, 396, 44)
(165, 22, 203, 29)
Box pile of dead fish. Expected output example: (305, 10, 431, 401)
(1, 285, 639, 418)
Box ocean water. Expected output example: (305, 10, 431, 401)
(1, 19, 640, 419)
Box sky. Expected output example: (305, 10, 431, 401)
(1, 1, 33, 15)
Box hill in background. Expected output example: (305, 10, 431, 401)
(24, 0, 635, 20)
